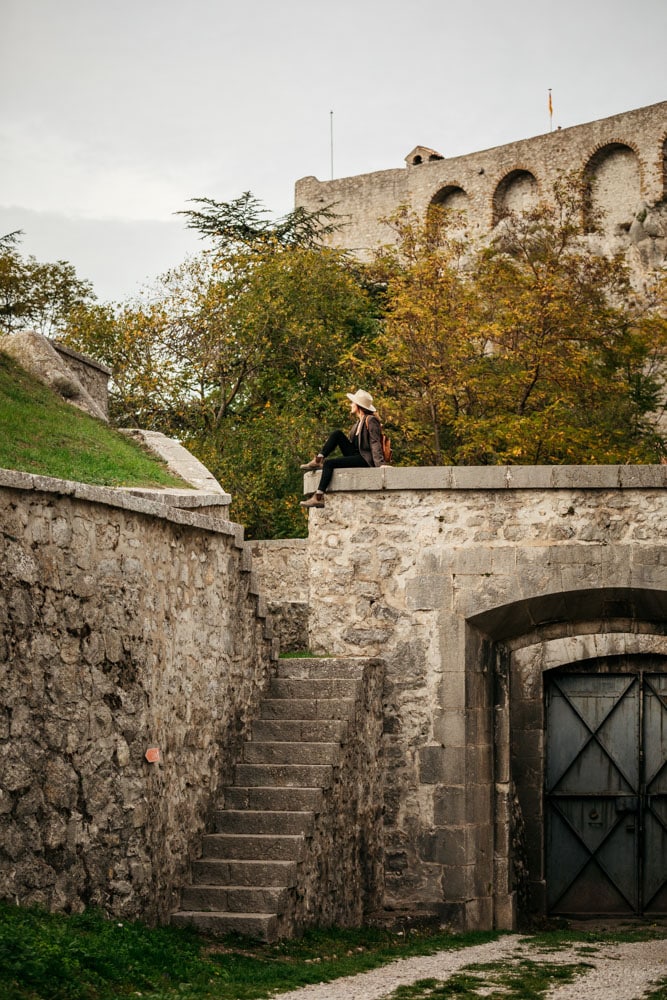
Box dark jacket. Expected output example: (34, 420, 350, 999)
(349, 414, 385, 467)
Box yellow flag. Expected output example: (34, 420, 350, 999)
(548, 91, 553, 115)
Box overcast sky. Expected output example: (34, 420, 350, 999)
(1, 0, 665, 302)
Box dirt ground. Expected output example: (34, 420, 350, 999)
(274, 932, 667, 1000)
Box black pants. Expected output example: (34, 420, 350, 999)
(316, 430, 369, 493)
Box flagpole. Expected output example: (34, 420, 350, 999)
(330, 110, 334, 180)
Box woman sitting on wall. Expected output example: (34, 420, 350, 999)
(299, 389, 387, 509)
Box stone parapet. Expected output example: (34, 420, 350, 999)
(304, 464, 667, 494)
(118, 430, 231, 503)
(52, 341, 111, 418)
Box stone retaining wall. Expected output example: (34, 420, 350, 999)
(52, 341, 111, 419)
(0, 470, 276, 923)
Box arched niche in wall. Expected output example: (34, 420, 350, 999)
(428, 185, 469, 233)
(492, 169, 539, 225)
(583, 143, 641, 235)
(430, 184, 468, 212)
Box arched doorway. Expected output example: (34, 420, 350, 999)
(470, 588, 667, 926)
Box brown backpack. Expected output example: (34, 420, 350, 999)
(381, 430, 392, 464)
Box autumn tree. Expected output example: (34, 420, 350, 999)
(353, 178, 667, 465)
(465, 175, 667, 463)
(350, 205, 480, 463)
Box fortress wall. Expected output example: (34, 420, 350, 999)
(295, 101, 667, 258)
(0, 471, 275, 922)
(303, 465, 667, 927)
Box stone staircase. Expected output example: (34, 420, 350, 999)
(171, 656, 384, 941)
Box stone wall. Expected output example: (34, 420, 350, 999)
(52, 342, 111, 419)
(302, 464, 667, 928)
(295, 101, 667, 282)
(0, 469, 276, 923)
(248, 539, 309, 652)
(278, 657, 386, 932)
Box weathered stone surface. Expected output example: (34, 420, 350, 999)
(304, 468, 667, 928)
(4, 331, 107, 421)
(0, 478, 275, 922)
(249, 540, 309, 651)
(296, 101, 667, 299)
(178, 656, 385, 939)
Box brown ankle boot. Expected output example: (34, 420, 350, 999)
(300, 492, 325, 508)
(300, 455, 324, 470)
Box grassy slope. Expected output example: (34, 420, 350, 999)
(0, 350, 188, 489)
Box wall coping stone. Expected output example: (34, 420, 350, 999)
(52, 339, 112, 375)
(0, 467, 243, 545)
(121, 488, 231, 510)
(304, 465, 667, 493)
(118, 429, 230, 498)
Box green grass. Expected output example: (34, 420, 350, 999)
(644, 978, 667, 999)
(0, 904, 501, 1000)
(0, 351, 188, 488)
(3, 904, 667, 1000)
(278, 651, 324, 659)
(518, 924, 667, 950)
(384, 959, 592, 999)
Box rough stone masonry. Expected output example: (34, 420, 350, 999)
(4, 460, 667, 931)
(0, 470, 275, 922)
(301, 464, 667, 928)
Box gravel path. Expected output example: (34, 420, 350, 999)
(274, 935, 667, 1000)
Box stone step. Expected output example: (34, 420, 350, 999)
(201, 833, 305, 861)
(171, 910, 279, 942)
(242, 741, 340, 765)
(269, 677, 359, 700)
(214, 809, 314, 835)
(251, 718, 349, 743)
(222, 786, 324, 812)
(171, 654, 376, 942)
(260, 698, 355, 721)
(276, 657, 371, 679)
(233, 763, 333, 788)
(192, 858, 298, 887)
(180, 884, 289, 913)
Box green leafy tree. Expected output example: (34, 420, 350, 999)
(0, 233, 96, 337)
(178, 191, 341, 252)
(63, 196, 376, 537)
